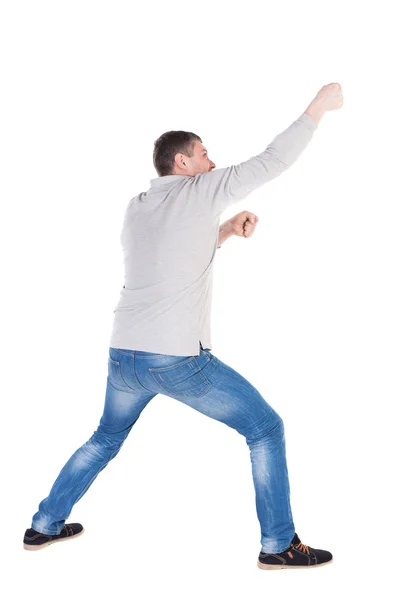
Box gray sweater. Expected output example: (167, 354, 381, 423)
(109, 112, 318, 356)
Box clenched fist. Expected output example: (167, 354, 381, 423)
(305, 82, 344, 124)
(230, 211, 259, 238)
(313, 82, 344, 111)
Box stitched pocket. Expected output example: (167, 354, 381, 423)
(108, 353, 131, 391)
(148, 356, 212, 398)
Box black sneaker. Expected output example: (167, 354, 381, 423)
(257, 532, 333, 570)
(23, 523, 85, 551)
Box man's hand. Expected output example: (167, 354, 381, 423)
(218, 211, 259, 248)
(230, 211, 259, 239)
(305, 82, 344, 124)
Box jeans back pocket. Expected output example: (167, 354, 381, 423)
(148, 356, 212, 399)
(108, 349, 132, 391)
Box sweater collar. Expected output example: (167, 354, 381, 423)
(150, 175, 192, 188)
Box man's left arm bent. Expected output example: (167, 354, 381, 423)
(217, 211, 259, 248)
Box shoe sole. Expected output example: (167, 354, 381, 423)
(23, 527, 85, 551)
(257, 558, 333, 570)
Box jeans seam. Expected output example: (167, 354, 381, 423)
(107, 377, 131, 393)
(149, 368, 212, 399)
(148, 356, 195, 372)
(135, 354, 177, 359)
(132, 354, 153, 392)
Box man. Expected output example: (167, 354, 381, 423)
(24, 83, 343, 569)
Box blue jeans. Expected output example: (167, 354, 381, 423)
(31, 344, 295, 553)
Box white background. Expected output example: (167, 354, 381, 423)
(1, 0, 397, 598)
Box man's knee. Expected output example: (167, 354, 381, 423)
(246, 411, 284, 445)
(86, 428, 126, 458)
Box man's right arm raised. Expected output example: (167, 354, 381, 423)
(192, 83, 343, 215)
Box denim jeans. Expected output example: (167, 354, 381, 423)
(31, 344, 295, 553)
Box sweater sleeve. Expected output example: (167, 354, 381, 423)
(191, 112, 318, 216)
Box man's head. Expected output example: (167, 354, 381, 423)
(153, 130, 216, 177)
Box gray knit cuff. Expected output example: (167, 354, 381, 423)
(298, 111, 319, 131)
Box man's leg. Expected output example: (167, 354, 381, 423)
(30, 351, 157, 535)
(136, 347, 295, 554)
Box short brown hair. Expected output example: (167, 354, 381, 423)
(153, 130, 202, 177)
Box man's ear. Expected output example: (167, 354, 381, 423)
(175, 153, 186, 168)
